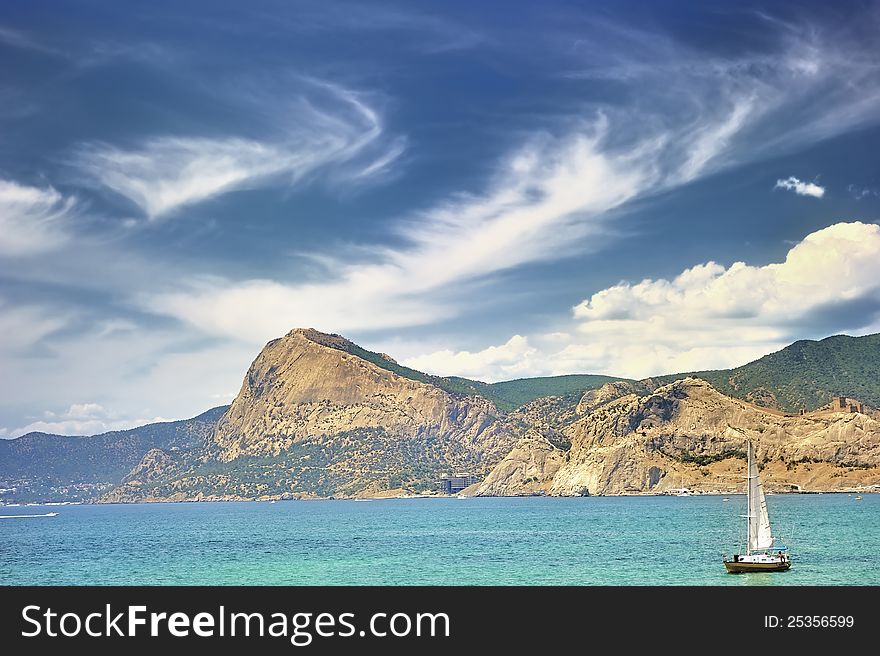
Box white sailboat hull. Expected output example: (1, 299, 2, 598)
(724, 553, 791, 573)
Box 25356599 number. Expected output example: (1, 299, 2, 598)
(790, 616, 853, 628)
(765, 616, 854, 628)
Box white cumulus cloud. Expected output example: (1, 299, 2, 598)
(775, 176, 825, 198)
(2, 402, 169, 438)
(565, 221, 880, 376)
(403, 335, 537, 382)
(405, 222, 880, 381)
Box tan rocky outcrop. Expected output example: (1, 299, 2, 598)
(576, 380, 644, 414)
(477, 377, 880, 496)
(475, 433, 567, 496)
(213, 328, 513, 463)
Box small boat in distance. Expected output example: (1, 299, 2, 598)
(723, 441, 791, 574)
(855, 496, 863, 500)
(669, 475, 691, 496)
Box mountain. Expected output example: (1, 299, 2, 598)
(654, 334, 880, 412)
(103, 329, 525, 501)
(476, 378, 880, 496)
(6, 329, 880, 503)
(3, 329, 620, 504)
(212, 329, 511, 462)
(0, 406, 226, 503)
(281, 329, 623, 411)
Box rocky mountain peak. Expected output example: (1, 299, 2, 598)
(209, 328, 514, 474)
(576, 380, 644, 414)
(286, 327, 357, 352)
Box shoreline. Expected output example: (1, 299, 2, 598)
(3, 487, 877, 507)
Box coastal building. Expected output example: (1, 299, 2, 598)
(439, 473, 480, 494)
(831, 396, 864, 414)
(799, 397, 866, 415)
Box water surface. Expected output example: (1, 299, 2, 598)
(1, 495, 876, 585)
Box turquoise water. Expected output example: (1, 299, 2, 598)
(1, 495, 877, 585)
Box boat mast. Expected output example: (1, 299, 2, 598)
(745, 440, 752, 556)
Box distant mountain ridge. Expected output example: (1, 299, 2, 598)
(654, 333, 880, 412)
(0, 406, 226, 502)
(2, 330, 879, 503)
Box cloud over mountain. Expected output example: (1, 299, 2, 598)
(408, 222, 880, 380)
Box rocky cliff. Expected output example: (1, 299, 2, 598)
(213, 328, 510, 461)
(68, 331, 880, 503)
(476, 378, 880, 496)
(104, 329, 522, 501)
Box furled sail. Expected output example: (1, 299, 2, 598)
(747, 441, 774, 552)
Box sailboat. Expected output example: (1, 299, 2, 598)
(723, 441, 791, 573)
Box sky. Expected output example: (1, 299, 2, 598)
(2, 0, 880, 436)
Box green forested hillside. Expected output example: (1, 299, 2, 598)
(0, 406, 227, 501)
(310, 333, 622, 410)
(654, 334, 880, 412)
(483, 375, 626, 409)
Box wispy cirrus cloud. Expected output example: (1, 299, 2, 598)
(775, 176, 825, 198)
(73, 80, 404, 220)
(143, 16, 880, 344)
(0, 299, 70, 353)
(0, 24, 66, 57)
(562, 12, 880, 161)
(145, 119, 653, 339)
(258, 1, 485, 54)
(847, 184, 879, 200)
(0, 180, 77, 256)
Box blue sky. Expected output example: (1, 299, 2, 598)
(2, 0, 880, 436)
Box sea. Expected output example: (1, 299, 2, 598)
(1, 495, 877, 585)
